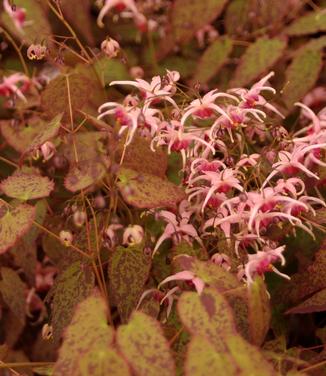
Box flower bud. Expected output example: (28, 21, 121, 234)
(129, 66, 144, 79)
(40, 141, 56, 162)
(27, 44, 48, 60)
(123, 225, 144, 246)
(59, 230, 73, 247)
(73, 210, 87, 227)
(101, 38, 120, 58)
(42, 323, 53, 340)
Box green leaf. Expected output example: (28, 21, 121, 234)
(93, 56, 130, 86)
(285, 10, 326, 36)
(50, 261, 95, 343)
(248, 277, 271, 345)
(0, 172, 54, 200)
(282, 46, 323, 108)
(64, 158, 108, 192)
(117, 311, 176, 376)
(110, 244, 151, 323)
(0, 117, 45, 154)
(0, 202, 35, 254)
(0, 267, 26, 325)
(1, 0, 52, 45)
(174, 256, 239, 291)
(177, 288, 236, 349)
(231, 38, 287, 87)
(286, 288, 326, 314)
(172, 0, 228, 44)
(53, 290, 130, 376)
(192, 38, 233, 84)
(116, 135, 168, 178)
(117, 168, 185, 209)
(24, 114, 63, 156)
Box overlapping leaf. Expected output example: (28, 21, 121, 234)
(53, 290, 130, 376)
(117, 168, 185, 209)
(50, 261, 95, 342)
(110, 244, 151, 323)
(171, 0, 228, 43)
(0, 267, 26, 325)
(117, 311, 176, 376)
(0, 201, 35, 254)
(0, 172, 54, 200)
(64, 158, 108, 192)
(286, 288, 326, 314)
(192, 38, 233, 84)
(231, 38, 286, 87)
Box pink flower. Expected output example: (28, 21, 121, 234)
(40, 141, 56, 162)
(159, 270, 205, 295)
(0, 72, 30, 101)
(3, 0, 26, 33)
(244, 245, 290, 285)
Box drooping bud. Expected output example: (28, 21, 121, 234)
(101, 37, 120, 58)
(59, 230, 73, 247)
(122, 225, 144, 246)
(40, 141, 56, 162)
(73, 210, 87, 227)
(27, 44, 48, 60)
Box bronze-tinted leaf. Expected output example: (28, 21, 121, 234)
(117, 168, 185, 209)
(53, 290, 130, 376)
(172, 0, 228, 44)
(0, 172, 54, 200)
(50, 261, 95, 343)
(117, 311, 176, 376)
(110, 244, 151, 323)
(286, 288, 326, 314)
(231, 38, 286, 87)
(64, 158, 108, 192)
(0, 267, 26, 325)
(0, 202, 35, 254)
(285, 10, 326, 36)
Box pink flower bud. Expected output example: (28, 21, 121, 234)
(59, 230, 73, 247)
(101, 38, 120, 58)
(40, 141, 56, 162)
(73, 210, 87, 227)
(27, 44, 48, 60)
(123, 225, 144, 245)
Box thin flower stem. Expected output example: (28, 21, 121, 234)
(1, 28, 29, 76)
(0, 361, 54, 369)
(299, 359, 326, 373)
(49, 37, 89, 64)
(47, 0, 92, 62)
(0, 156, 19, 168)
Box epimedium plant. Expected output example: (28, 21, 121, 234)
(0, 0, 326, 375)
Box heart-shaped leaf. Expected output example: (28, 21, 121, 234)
(0, 202, 35, 254)
(231, 38, 287, 87)
(192, 38, 233, 84)
(64, 158, 108, 192)
(177, 288, 236, 349)
(285, 10, 326, 36)
(53, 290, 130, 376)
(0, 172, 54, 200)
(282, 46, 323, 108)
(172, 0, 228, 44)
(110, 244, 152, 323)
(117, 168, 185, 209)
(49, 261, 95, 343)
(0, 267, 26, 325)
(286, 288, 326, 314)
(117, 311, 176, 376)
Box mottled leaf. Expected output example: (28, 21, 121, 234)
(64, 158, 108, 192)
(177, 288, 236, 349)
(116, 135, 168, 178)
(248, 277, 271, 345)
(174, 256, 239, 291)
(286, 10, 326, 36)
(231, 38, 287, 87)
(286, 288, 326, 314)
(117, 168, 185, 209)
(24, 114, 62, 155)
(282, 46, 323, 108)
(0, 267, 26, 325)
(172, 0, 228, 43)
(50, 261, 95, 342)
(117, 311, 175, 376)
(192, 38, 233, 84)
(0, 201, 35, 254)
(110, 244, 151, 323)
(93, 56, 130, 86)
(54, 290, 130, 376)
(0, 172, 54, 200)
(1, 0, 52, 45)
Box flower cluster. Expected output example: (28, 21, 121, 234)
(98, 71, 326, 296)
